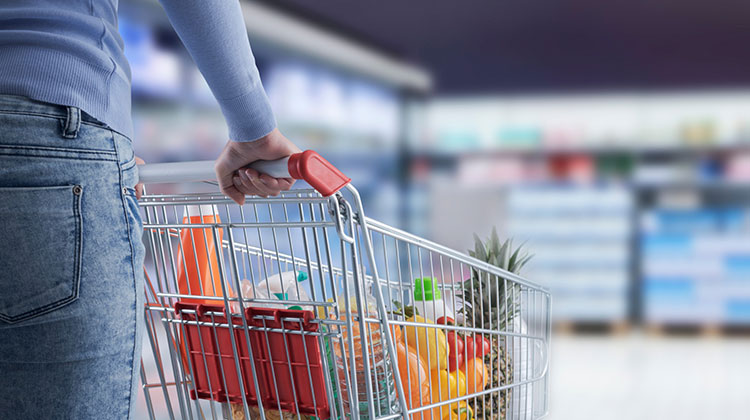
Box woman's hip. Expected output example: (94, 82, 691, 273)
(0, 95, 145, 418)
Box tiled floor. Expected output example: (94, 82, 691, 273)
(547, 333, 750, 420)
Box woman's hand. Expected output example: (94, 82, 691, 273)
(214, 129, 301, 205)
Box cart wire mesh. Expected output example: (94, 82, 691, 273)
(139, 184, 550, 420)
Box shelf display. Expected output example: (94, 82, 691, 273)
(415, 93, 750, 153)
(507, 186, 633, 322)
(641, 206, 750, 324)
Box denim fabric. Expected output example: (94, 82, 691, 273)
(0, 94, 145, 419)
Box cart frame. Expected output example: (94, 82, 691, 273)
(137, 153, 551, 420)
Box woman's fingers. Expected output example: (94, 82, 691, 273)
(230, 167, 296, 201)
(234, 169, 266, 197)
(256, 173, 295, 195)
(245, 169, 279, 196)
(225, 181, 246, 205)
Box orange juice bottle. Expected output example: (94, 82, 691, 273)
(176, 204, 224, 304)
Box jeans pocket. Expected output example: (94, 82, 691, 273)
(0, 184, 83, 323)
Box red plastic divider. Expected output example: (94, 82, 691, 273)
(174, 303, 330, 419)
(173, 303, 224, 401)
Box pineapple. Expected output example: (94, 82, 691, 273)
(461, 227, 532, 420)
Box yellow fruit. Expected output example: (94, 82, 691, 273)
(429, 369, 467, 419)
(316, 298, 335, 318)
(454, 369, 467, 398)
(404, 315, 449, 371)
(462, 357, 488, 394)
(441, 402, 473, 420)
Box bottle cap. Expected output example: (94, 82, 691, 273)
(297, 272, 308, 282)
(414, 277, 440, 301)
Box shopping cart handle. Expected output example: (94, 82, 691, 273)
(137, 150, 351, 197)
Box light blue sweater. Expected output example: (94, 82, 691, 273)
(0, 0, 276, 142)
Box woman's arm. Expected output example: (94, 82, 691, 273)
(158, 0, 298, 203)
(158, 0, 275, 143)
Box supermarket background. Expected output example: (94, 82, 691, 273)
(122, 0, 750, 419)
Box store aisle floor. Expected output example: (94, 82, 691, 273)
(547, 332, 750, 420)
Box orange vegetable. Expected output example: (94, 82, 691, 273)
(462, 357, 488, 395)
(396, 340, 432, 420)
(390, 323, 403, 344)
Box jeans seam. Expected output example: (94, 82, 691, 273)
(0, 144, 117, 156)
(113, 130, 139, 420)
(0, 152, 118, 162)
(0, 109, 108, 128)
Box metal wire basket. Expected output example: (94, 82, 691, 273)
(137, 151, 550, 420)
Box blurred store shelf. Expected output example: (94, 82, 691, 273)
(641, 206, 750, 325)
(413, 92, 750, 327)
(507, 186, 633, 323)
(412, 93, 750, 153)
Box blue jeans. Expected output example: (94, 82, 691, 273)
(0, 95, 145, 419)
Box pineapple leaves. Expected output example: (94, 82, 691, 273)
(472, 233, 487, 262)
(508, 245, 521, 272)
(469, 227, 533, 276)
(465, 228, 534, 330)
(490, 226, 500, 258)
(498, 238, 510, 270)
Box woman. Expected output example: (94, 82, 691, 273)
(0, 0, 298, 418)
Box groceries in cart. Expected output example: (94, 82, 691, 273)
(138, 153, 550, 420)
(412, 277, 455, 324)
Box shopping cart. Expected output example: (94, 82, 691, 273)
(137, 151, 550, 420)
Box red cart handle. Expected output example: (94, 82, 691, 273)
(286, 150, 350, 197)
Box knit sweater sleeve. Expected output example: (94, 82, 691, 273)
(158, 0, 276, 142)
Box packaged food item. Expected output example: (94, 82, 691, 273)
(174, 205, 224, 370)
(332, 279, 397, 419)
(257, 271, 311, 311)
(413, 277, 455, 324)
(176, 205, 224, 304)
(229, 271, 311, 313)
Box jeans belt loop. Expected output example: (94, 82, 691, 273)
(62, 106, 81, 139)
